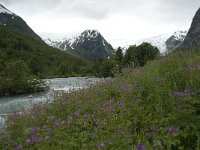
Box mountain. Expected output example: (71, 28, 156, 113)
(0, 4, 41, 41)
(38, 32, 80, 49)
(0, 24, 91, 84)
(165, 31, 187, 51)
(109, 31, 186, 54)
(39, 29, 114, 61)
(108, 34, 170, 53)
(182, 8, 200, 48)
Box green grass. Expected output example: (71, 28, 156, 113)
(0, 49, 200, 149)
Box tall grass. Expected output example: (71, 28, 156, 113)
(0, 50, 200, 149)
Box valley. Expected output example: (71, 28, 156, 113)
(0, 2, 200, 150)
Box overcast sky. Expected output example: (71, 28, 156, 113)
(1, 0, 200, 41)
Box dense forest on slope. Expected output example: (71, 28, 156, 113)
(0, 25, 93, 96)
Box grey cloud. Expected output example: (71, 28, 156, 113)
(1, 0, 200, 33)
(1, 0, 63, 14)
(1, 0, 200, 21)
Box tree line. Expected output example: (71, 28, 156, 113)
(94, 42, 160, 77)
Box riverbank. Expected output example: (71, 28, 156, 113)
(0, 77, 102, 129)
(0, 50, 200, 149)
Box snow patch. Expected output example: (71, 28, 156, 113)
(172, 31, 187, 41)
(38, 29, 101, 50)
(108, 31, 187, 54)
(108, 33, 172, 53)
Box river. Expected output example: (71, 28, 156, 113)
(0, 77, 101, 128)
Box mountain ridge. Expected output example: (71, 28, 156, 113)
(39, 29, 114, 61)
(0, 4, 42, 41)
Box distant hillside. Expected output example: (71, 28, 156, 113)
(0, 25, 92, 95)
(0, 4, 42, 41)
(39, 29, 114, 61)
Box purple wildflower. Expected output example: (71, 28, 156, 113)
(109, 97, 115, 103)
(74, 111, 80, 117)
(148, 132, 153, 140)
(46, 128, 52, 135)
(26, 139, 32, 145)
(54, 119, 61, 126)
(14, 144, 22, 150)
(184, 87, 196, 95)
(137, 143, 146, 150)
(172, 91, 185, 98)
(109, 105, 114, 111)
(94, 121, 101, 129)
(127, 131, 132, 136)
(68, 116, 73, 125)
(34, 135, 42, 143)
(30, 127, 38, 135)
(168, 127, 174, 134)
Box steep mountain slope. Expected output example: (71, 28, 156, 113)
(0, 4, 41, 41)
(182, 8, 200, 48)
(39, 30, 114, 61)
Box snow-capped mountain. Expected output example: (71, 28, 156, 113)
(108, 34, 171, 53)
(40, 29, 187, 58)
(0, 4, 41, 40)
(166, 31, 187, 51)
(38, 32, 80, 49)
(39, 29, 114, 61)
(109, 31, 187, 53)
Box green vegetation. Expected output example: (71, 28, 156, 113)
(124, 43, 160, 67)
(96, 43, 160, 77)
(1, 49, 200, 149)
(0, 25, 93, 96)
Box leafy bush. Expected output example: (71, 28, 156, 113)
(124, 42, 160, 67)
